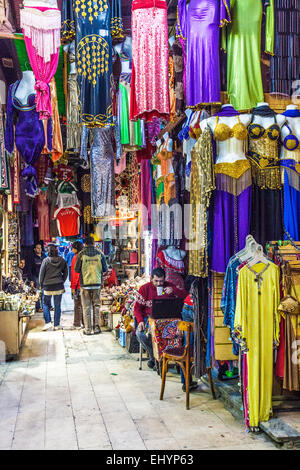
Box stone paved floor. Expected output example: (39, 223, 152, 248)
(0, 315, 279, 450)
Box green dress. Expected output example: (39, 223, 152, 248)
(226, 0, 274, 111)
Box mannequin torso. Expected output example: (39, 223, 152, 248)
(164, 246, 186, 261)
(201, 105, 250, 163)
(64, 42, 76, 74)
(280, 106, 300, 162)
(14, 71, 36, 105)
(115, 37, 132, 75)
(251, 102, 285, 129)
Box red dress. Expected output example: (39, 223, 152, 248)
(130, 0, 170, 122)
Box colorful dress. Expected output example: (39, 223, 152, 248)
(280, 115, 300, 241)
(5, 80, 52, 198)
(211, 116, 252, 274)
(226, 0, 274, 110)
(130, 0, 170, 122)
(62, 0, 123, 127)
(177, 0, 230, 107)
(247, 115, 283, 246)
(156, 249, 185, 289)
(234, 262, 280, 428)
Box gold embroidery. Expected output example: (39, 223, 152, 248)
(75, 0, 108, 23)
(189, 128, 215, 278)
(215, 168, 252, 196)
(250, 164, 281, 190)
(248, 135, 281, 189)
(281, 167, 300, 192)
(84, 205, 92, 224)
(214, 160, 250, 179)
(77, 35, 109, 85)
(81, 174, 91, 192)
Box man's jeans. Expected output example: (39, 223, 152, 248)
(43, 294, 62, 327)
(136, 329, 154, 361)
(80, 288, 101, 331)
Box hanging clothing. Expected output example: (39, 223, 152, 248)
(211, 116, 252, 274)
(81, 124, 122, 218)
(280, 119, 300, 241)
(5, 80, 52, 198)
(177, 0, 230, 107)
(191, 277, 209, 379)
(226, 0, 274, 110)
(156, 249, 185, 289)
(77, 166, 93, 236)
(130, 0, 170, 122)
(62, 0, 123, 127)
(44, 78, 63, 162)
(36, 190, 51, 241)
(234, 262, 280, 429)
(188, 127, 215, 278)
(20, 6, 61, 119)
(247, 113, 283, 246)
(53, 205, 81, 237)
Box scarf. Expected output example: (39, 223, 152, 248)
(214, 105, 239, 117)
(282, 110, 300, 118)
(251, 105, 277, 118)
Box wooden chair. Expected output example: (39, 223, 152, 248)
(160, 321, 216, 410)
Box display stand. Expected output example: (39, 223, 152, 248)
(0, 310, 31, 360)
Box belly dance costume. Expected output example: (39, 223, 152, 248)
(211, 116, 252, 274)
(280, 121, 300, 241)
(5, 80, 52, 198)
(247, 115, 283, 246)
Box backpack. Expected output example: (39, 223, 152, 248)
(81, 253, 102, 286)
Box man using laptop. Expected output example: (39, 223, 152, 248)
(134, 267, 188, 369)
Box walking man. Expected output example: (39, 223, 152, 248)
(75, 236, 108, 335)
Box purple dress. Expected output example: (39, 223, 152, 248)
(177, 0, 230, 107)
(211, 117, 252, 274)
(5, 81, 52, 198)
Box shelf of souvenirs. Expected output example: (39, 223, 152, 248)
(0, 291, 37, 317)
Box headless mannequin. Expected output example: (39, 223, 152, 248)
(280, 105, 300, 161)
(114, 36, 132, 75)
(24, 0, 58, 7)
(251, 102, 285, 129)
(63, 42, 76, 74)
(14, 71, 36, 105)
(201, 104, 251, 163)
(164, 246, 186, 261)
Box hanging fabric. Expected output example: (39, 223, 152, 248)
(20, 6, 61, 119)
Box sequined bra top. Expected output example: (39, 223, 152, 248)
(213, 116, 248, 141)
(282, 124, 300, 151)
(247, 115, 281, 190)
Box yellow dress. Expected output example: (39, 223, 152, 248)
(234, 262, 280, 428)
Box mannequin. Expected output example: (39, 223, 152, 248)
(280, 105, 300, 240)
(63, 42, 76, 74)
(280, 105, 300, 161)
(201, 104, 252, 273)
(201, 104, 251, 163)
(156, 246, 186, 289)
(248, 102, 284, 245)
(164, 246, 186, 261)
(14, 71, 36, 106)
(251, 102, 285, 129)
(114, 36, 132, 75)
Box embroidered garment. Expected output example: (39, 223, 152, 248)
(20, 6, 61, 119)
(156, 249, 185, 289)
(152, 319, 182, 358)
(130, 0, 170, 122)
(5, 80, 52, 197)
(234, 262, 280, 429)
(189, 127, 215, 278)
(177, 0, 230, 107)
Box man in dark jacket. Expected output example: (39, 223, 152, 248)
(39, 245, 68, 331)
(75, 236, 107, 335)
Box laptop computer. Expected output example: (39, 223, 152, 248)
(150, 298, 184, 320)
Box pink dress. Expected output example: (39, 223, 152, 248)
(130, 0, 170, 122)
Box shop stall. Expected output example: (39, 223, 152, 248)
(0, 0, 299, 434)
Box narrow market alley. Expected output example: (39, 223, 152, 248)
(0, 313, 278, 451)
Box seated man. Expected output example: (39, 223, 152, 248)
(134, 267, 188, 370)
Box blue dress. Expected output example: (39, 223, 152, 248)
(5, 81, 52, 197)
(62, 0, 123, 128)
